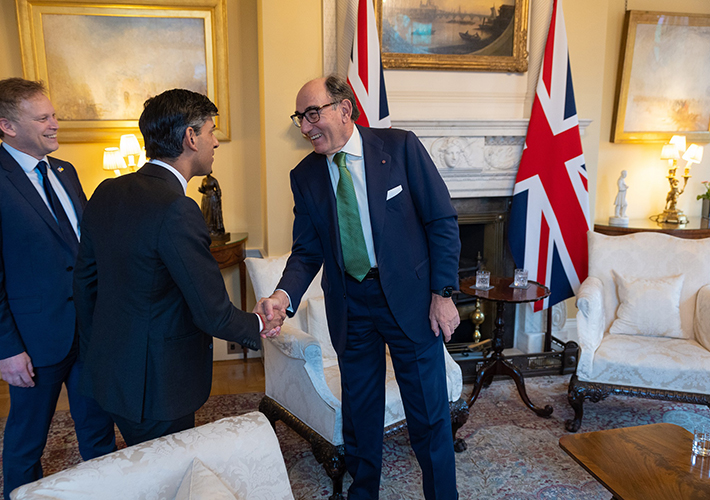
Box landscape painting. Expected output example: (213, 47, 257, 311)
(378, 0, 528, 71)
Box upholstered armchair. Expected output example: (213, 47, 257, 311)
(245, 254, 469, 499)
(566, 231, 710, 432)
(11, 412, 294, 500)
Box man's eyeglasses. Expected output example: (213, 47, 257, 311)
(290, 101, 339, 128)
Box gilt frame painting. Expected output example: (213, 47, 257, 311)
(376, 0, 529, 72)
(611, 10, 710, 144)
(15, 0, 230, 143)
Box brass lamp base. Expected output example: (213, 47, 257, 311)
(650, 210, 688, 227)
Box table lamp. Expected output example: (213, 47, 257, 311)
(651, 135, 702, 226)
(103, 147, 128, 177)
(119, 134, 143, 171)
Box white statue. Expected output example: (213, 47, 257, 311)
(609, 170, 629, 227)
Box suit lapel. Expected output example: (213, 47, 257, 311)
(359, 126, 391, 258)
(0, 146, 65, 240)
(305, 155, 343, 268)
(48, 158, 84, 220)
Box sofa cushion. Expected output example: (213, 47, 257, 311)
(577, 334, 710, 394)
(609, 272, 684, 338)
(307, 296, 338, 361)
(176, 458, 238, 500)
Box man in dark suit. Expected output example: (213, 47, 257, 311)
(0, 78, 116, 498)
(256, 76, 461, 499)
(74, 89, 284, 447)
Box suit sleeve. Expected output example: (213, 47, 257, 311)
(73, 213, 98, 360)
(0, 212, 26, 360)
(403, 130, 461, 291)
(275, 170, 324, 313)
(157, 198, 261, 349)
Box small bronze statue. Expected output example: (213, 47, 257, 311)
(198, 173, 230, 243)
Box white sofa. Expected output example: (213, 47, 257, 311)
(11, 411, 294, 500)
(245, 254, 469, 498)
(566, 231, 710, 432)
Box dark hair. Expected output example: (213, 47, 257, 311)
(139, 89, 218, 159)
(324, 75, 360, 122)
(0, 78, 47, 139)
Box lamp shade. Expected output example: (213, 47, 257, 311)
(660, 144, 680, 160)
(683, 144, 704, 164)
(103, 147, 127, 176)
(670, 135, 687, 153)
(119, 134, 142, 156)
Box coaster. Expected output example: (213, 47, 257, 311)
(509, 283, 531, 290)
(470, 285, 494, 291)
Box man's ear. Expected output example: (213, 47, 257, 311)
(184, 126, 198, 152)
(0, 118, 17, 138)
(340, 99, 353, 123)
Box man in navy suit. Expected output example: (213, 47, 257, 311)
(0, 78, 115, 498)
(74, 89, 284, 447)
(256, 76, 461, 499)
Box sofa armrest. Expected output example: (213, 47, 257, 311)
(11, 412, 293, 500)
(263, 323, 342, 444)
(575, 276, 605, 378)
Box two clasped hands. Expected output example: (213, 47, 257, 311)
(255, 290, 291, 339)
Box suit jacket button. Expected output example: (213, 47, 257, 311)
(209, 343, 213, 349)
(67, 296, 73, 302)
(66, 266, 73, 272)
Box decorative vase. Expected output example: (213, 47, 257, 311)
(703, 199, 710, 220)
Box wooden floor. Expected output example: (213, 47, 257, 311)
(0, 359, 265, 419)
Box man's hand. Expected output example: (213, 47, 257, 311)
(0, 352, 35, 388)
(254, 290, 290, 339)
(429, 294, 460, 343)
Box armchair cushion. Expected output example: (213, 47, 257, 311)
(609, 272, 684, 338)
(176, 458, 239, 500)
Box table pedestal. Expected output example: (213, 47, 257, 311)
(461, 276, 553, 418)
(467, 302, 553, 417)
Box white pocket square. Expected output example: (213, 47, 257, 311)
(386, 185, 403, 201)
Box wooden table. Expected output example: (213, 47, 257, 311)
(210, 232, 248, 359)
(595, 217, 710, 239)
(460, 275, 553, 417)
(560, 423, 710, 499)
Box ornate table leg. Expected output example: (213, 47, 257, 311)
(468, 302, 553, 418)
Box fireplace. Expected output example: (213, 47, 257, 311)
(450, 196, 516, 352)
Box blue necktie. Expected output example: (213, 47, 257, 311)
(335, 152, 370, 281)
(36, 161, 79, 258)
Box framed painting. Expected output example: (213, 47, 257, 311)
(15, 0, 230, 143)
(376, 0, 529, 72)
(611, 10, 710, 144)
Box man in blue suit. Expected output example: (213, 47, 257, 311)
(0, 78, 115, 498)
(256, 76, 461, 499)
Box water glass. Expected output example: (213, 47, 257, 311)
(475, 270, 490, 289)
(693, 423, 710, 457)
(513, 268, 528, 288)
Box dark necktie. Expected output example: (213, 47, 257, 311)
(36, 161, 79, 258)
(334, 152, 371, 281)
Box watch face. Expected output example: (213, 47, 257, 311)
(441, 287, 453, 298)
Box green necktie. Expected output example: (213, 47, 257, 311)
(335, 152, 371, 281)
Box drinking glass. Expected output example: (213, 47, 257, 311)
(513, 268, 528, 288)
(475, 270, 490, 289)
(693, 423, 710, 457)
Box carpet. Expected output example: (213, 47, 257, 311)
(3, 375, 710, 499)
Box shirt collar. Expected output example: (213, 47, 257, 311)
(1, 142, 49, 174)
(149, 159, 188, 194)
(327, 126, 363, 162)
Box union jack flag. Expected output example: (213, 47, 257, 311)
(508, 0, 590, 312)
(347, 0, 391, 128)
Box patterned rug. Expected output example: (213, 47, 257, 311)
(3, 374, 710, 499)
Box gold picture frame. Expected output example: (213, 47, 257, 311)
(376, 0, 529, 72)
(611, 10, 710, 144)
(15, 0, 230, 143)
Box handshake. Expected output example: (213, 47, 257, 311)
(254, 290, 290, 339)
